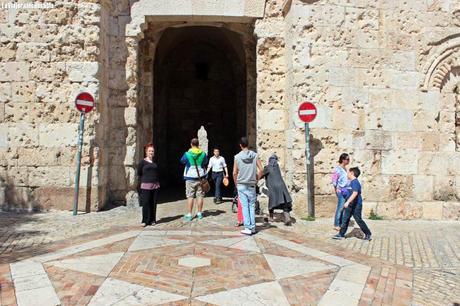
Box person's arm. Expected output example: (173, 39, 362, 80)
(262, 165, 269, 178)
(180, 153, 187, 165)
(206, 157, 213, 173)
(331, 170, 339, 194)
(136, 161, 143, 192)
(137, 161, 143, 177)
(256, 158, 264, 180)
(233, 158, 238, 184)
(344, 192, 358, 208)
(222, 157, 228, 177)
(202, 154, 209, 174)
(344, 180, 359, 208)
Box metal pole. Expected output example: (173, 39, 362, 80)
(73, 111, 85, 216)
(305, 122, 315, 218)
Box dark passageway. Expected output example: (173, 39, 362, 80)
(153, 26, 248, 198)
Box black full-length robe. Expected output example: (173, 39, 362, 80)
(263, 155, 292, 212)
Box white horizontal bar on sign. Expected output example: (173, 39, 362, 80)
(299, 110, 316, 115)
(76, 99, 94, 106)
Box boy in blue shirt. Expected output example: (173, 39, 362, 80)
(332, 167, 372, 241)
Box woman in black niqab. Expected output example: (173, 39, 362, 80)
(263, 154, 293, 226)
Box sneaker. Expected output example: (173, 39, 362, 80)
(183, 214, 193, 222)
(240, 228, 252, 235)
(215, 199, 223, 204)
(196, 212, 203, 220)
(332, 234, 345, 240)
(213, 198, 217, 203)
(364, 235, 372, 241)
(251, 228, 257, 235)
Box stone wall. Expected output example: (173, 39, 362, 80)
(279, 0, 460, 220)
(0, 0, 107, 211)
(1, 0, 459, 220)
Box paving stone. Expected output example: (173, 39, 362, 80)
(0, 201, 458, 304)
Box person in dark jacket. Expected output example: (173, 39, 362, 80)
(137, 143, 160, 227)
(263, 154, 293, 226)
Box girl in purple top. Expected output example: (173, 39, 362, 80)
(331, 153, 350, 230)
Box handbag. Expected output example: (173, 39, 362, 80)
(193, 155, 210, 193)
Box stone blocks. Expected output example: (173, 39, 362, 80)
(0, 0, 458, 220)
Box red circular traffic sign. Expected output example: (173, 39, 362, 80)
(298, 102, 317, 123)
(75, 92, 95, 113)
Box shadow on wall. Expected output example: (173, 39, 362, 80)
(290, 133, 323, 192)
(0, 176, 42, 212)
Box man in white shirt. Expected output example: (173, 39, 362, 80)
(207, 148, 229, 204)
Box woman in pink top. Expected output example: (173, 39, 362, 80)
(137, 143, 160, 227)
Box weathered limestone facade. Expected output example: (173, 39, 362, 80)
(0, 0, 459, 220)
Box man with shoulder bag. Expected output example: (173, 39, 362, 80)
(180, 138, 209, 221)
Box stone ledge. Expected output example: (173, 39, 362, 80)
(126, 0, 266, 37)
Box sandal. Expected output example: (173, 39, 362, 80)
(234, 222, 243, 227)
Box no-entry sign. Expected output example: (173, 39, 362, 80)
(298, 102, 317, 123)
(75, 92, 94, 113)
(72, 91, 94, 216)
(298, 101, 316, 219)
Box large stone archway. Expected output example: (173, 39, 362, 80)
(151, 26, 250, 189)
(110, 1, 266, 206)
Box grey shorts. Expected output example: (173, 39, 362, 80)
(185, 180, 205, 199)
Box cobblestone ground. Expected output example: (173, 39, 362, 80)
(0, 197, 459, 305)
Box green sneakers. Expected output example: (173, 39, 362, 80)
(184, 212, 203, 221)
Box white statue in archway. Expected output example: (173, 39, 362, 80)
(198, 126, 208, 154)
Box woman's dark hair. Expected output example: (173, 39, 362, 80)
(339, 153, 349, 164)
(144, 143, 154, 157)
(239, 137, 249, 148)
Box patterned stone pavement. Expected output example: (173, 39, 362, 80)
(0, 198, 459, 305)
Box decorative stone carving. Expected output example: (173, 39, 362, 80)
(421, 35, 460, 92)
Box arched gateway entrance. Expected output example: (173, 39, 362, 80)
(113, 0, 265, 206)
(133, 22, 257, 200)
(154, 26, 248, 189)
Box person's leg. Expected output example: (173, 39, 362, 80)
(185, 181, 195, 220)
(352, 204, 372, 237)
(334, 193, 345, 228)
(146, 189, 155, 224)
(237, 197, 243, 224)
(140, 189, 149, 225)
(283, 203, 292, 226)
(152, 189, 159, 224)
(237, 185, 251, 230)
(337, 205, 353, 237)
(187, 198, 194, 214)
(215, 172, 223, 202)
(247, 186, 257, 231)
(197, 181, 204, 212)
(211, 172, 218, 202)
(269, 208, 274, 221)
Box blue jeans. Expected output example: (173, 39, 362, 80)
(334, 192, 346, 227)
(237, 184, 256, 231)
(212, 171, 224, 200)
